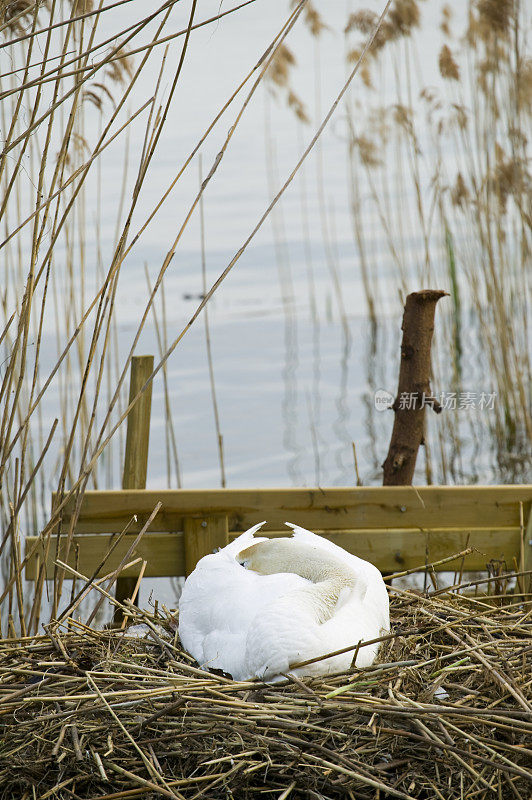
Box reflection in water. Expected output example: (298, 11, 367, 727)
(298, 125, 324, 486)
(282, 311, 302, 487)
(310, 314, 324, 486)
(362, 317, 384, 483)
(313, 42, 353, 485)
(265, 96, 304, 486)
(333, 328, 352, 484)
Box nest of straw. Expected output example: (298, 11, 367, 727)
(0, 586, 530, 800)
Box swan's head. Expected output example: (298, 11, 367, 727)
(237, 538, 299, 574)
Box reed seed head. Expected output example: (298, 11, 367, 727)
(345, 10, 377, 36)
(305, 3, 326, 37)
(287, 90, 309, 124)
(347, 48, 373, 89)
(1, 0, 35, 31)
(451, 104, 468, 132)
(355, 135, 381, 168)
(451, 172, 469, 208)
(388, 0, 420, 38)
(477, 0, 515, 39)
(516, 57, 532, 114)
(439, 44, 460, 81)
(267, 43, 296, 89)
(440, 4, 452, 38)
(84, 90, 103, 111)
(106, 48, 134, 85)
(491, 146, 530, 213)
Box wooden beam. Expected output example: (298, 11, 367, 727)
(184, 516, 229, 576)
(52, 486, 532, 534)
(115, 355, 154, 616)
(25, 526, 521, 579)
(25, 533, 184, 580)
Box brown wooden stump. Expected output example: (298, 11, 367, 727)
(382, 290, 447, 486)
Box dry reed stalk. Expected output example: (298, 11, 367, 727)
(143, 266, 182, 488)
(10, 0, 315, 580)
(2, 0, 207, 626)
(0, 2, 261, 101)
(6, 0, 399, 658)
(198, 156, 226, 488)
(54, 0, 306, 497)
(83, 501, 161, 626)
(1, 0, 324, 639)
(83, 0, 394, 492)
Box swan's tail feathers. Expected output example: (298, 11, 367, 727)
(221, 521, 268, 560)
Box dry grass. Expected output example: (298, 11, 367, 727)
(0, 578, 530, 800)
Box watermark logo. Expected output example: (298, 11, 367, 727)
(374, 389, 394, 411)
(374, 390, 497, 411)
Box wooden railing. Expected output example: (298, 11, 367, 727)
(25, 485, 531, 581)
(24, 358, 532, 591)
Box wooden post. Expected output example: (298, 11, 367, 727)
(184, 516, 229, 576)
(382, 290, 447, 486)
(114, 355, 154, 618)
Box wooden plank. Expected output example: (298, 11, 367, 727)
(316, 528, 521, 573)
(184, 516, 229, 577)
(25, 533, 185, 581)
(53, 486, 532, 534)
(25, 526, 521, 579)
(116, 355, 154, 614)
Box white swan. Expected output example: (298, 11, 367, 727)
(178, 522, 389, 682)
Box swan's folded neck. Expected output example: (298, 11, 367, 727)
(238, 539, 361, 623)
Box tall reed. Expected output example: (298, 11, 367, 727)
(0, 0, 319, 632)
(3, 0, 391, 632)
(343, 0, 531, 482)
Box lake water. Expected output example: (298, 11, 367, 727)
(69, 0, 485, 491)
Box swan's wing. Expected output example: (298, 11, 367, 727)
(179, 521, 270, 670)
(201, 629, 250, 679)
(285, 522, 366, 561)
(179, 549, 308, 679)
(243, 586, 376, 681)
(242, 587, 324, 680)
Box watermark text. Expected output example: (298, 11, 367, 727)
(374, 390, 497, 411)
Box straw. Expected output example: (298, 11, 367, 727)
(0, 582, 529, 800)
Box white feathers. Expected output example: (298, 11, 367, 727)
(178, 522, 390, 682)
